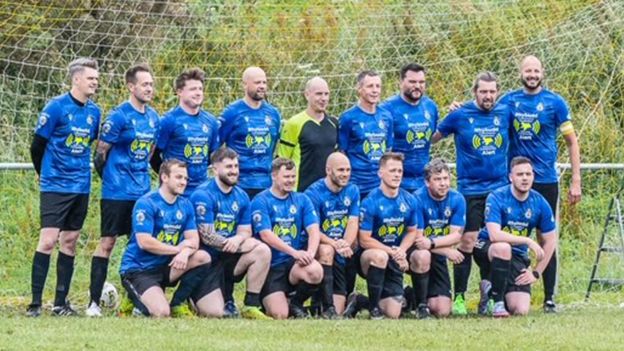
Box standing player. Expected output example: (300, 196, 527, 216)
(474, 156, 556, 317)
(410, 158, 466, 318)
(190, 147, 272, 320)
(338, 70, 393, 200)
(252, 158, 323, 319)
(279, 76, 338, 191)
(380, 63, 439, 192)
(500, 55, 582, 312)
(219, 66, 281, 199)
(28, 58, 101, 317)
(358, 152, 421, 319)
(153, 68, 220, 197)
(305, 152, 360, 317)
(86, 64, 160, 317)
(431, 71, 512, 315)
(120, 160, 224, 318)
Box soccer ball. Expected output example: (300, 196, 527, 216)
(100, 282, 119, 309)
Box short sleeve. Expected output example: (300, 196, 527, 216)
(209, 116, 220, 153)
(277, 118, 298, 159)
(437, 111, 458, 137)
(156, 114, 174, 150)
(484, 193, 502, 225)
(538, 197, 556, 233)
(302, 194, 319, 228)
(450, 193, 467, 227)
(251, 197, 272, 234)
(182, 200, 198, 232)
(348, 185, 361, 217)
(190, 190, 215, 227)
(359, 198, 375, 231)
(238, 194, 252, 226)
(132, 199, 155, 235)
(554, 96, 572, 128)
(218, 106, 235, 146)
(100, 109, 126, 144)
(337, 113, 350, 152)
(35, 100, 62, 139)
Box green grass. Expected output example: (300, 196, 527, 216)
(0, 306, 623, 350)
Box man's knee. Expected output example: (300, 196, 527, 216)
(363, 249, 389, 268)
(489, 242, 512, 260)
(148, 304, 170, 318)
(303, 261, 323, 284)
(317, 244, 335, 265)
(409, 249, 431, 272)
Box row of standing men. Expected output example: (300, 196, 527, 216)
(25, 56, 581, 318)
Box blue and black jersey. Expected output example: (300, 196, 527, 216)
(100, 101, 159, 200)
(219, 100, 281, 190)
(251, 190, 318, 267)
(500, 88, 573, 184)
(338, 105, 393, 194)
(413, 186, 466, 239)
(35, 92, 101, 194)
(120, 191, 197, 274)
(479, 185, 555, 256)
(305, 179, 360, 265)
(360, 188, 419, 247)
(156, 106, 220, 196)
(381, 95, 438, 192)
(437, 102, 512, 196)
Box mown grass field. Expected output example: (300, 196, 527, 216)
(0, 306, 623, 351)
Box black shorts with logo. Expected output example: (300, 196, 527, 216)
(464, 194, 488, 232)
(507, 253, 532, 294)
(100, 199, 135, 237)
(427, 254, 452, 298)
(260, 260, 296, 299)
(40, 192, 89, 231)
(121, 265, 176, 298)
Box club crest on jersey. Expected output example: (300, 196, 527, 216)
(102, 121, 112, 134)
(444, 207, 452, 218)
(425, 111, 431, 120)
(183, 123, 188, 130)
(196, 204, 206, 216)
(232, 201, 239, 212)
(149, 118, 156, 128)
(399, 203, 407, 213)
(403, 113, 409, 120)
(537, 103, 544, 112)
(428, 208, 433, 216)
(507, 207, 512, 214)
(87, 115, 94, 125)
(202, 124, 209, 133)
(344, 197, 351, 207)
(136, 210, 146, 224)
(159, 210, 165, 218)
(468, 118, 474, 124)
(265, 116, 273, 126)
(525, 208, 532, 219)
(38, 113, 48, 126)
(244, 116, 249, 123)
(253, 213, 262, 223)
(493, 116, 500, 126)
(176, 210, 183, 220)
(378, 120, 386, 130)
(484, 205, 490, 216)
(290, 205, 297, 214)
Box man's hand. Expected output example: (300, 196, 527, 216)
(414, 236, 431, 250)
(515, 268, 537, 286)
(292, 250, 314, 266)
(222, 235, 244, 253)
(337, 246, 354, 258)
(395, 257, 409, 272)
(169, 249, 189, 270)
(390, 246, 406, 262)
(445, 249, 465, 264)
(568, 179, 582, 204)
(448, 101, 463, 112)
(528, 241, 545, 261)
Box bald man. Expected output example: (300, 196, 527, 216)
(498, 55, 581, 313)
(279, 77, 338, 192)
(305, 152, 360, 317)
(219, 66, 282, 201)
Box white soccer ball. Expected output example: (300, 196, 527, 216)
(100, 282, 120, 309)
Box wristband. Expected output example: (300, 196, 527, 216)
(429, 237, 436, 249)
(532, 270, 540, 279)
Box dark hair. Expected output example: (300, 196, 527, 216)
(211, 147, 239, 164)
(509, 156, 533, 170)
(424, 158, 450, 180)
(272, 157, 296, 173)
(356, 70, 380, 87)
(400, 63, 426, 81)
(174, 68, 205, 91)
(159, 159, 187, 183)
(125, 63, 152, 84)
(379, 152, 404, 168)
(68, 57, 98, 79)
(472, 71, 498, 91)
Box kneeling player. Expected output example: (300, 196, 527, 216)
(190, 147, 272, 319)
(252, 158, 323, 319)
(119, 160, 223, 318)
(359, 152, 419, 319)
(411, 158, 466, 318)
(474, 156, 556, 317)
(305, 152, 360, 318)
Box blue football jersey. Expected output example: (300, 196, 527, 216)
(500, 89, 572, 184)
(437, 102, 512, 196)
(360, 188, 419, 247)
(380, 95, 438, 192)
(251, 190, 319, 267)
(413, 186, 466, 238)
(219, 99, 281, 190)
(305, 179, 360, 265)
(100, 101, 159, 200)
(120, 191, 197, 274)
(156, 106, 220, 196)
(35, 93, 101, 194)
(338, 104, 394, 194)
(479, 185, 555, 256)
